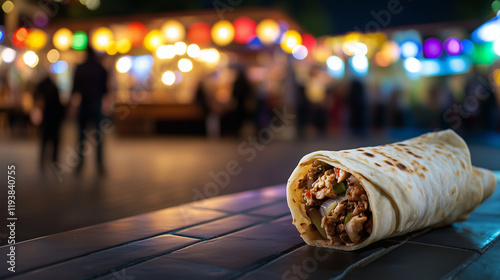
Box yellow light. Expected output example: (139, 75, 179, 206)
(211, 20, 234, 46)
(280, 30, 302, 53)
(47, 49, 60, 63)
(105, 41, 117, 55)
(174, 42, 187, 55)
(23, 51, 39, 68)
(256, 19, 280, 44)
(116, 56, 132, 73)
(161, 20, 185, 43)
(156, 45, 175, 59)
(178, 58, 193, 72)
(144, 30, 163, 52)
(91, 27, 113, 52)
(493, 69, 500, 85)
(26, 29, 47, 50)
(2, 1, 14, 13)
(187, 44, 200, 58)
(53, 28, 73, 51)
(116, 38, 131, 54)
(162, 71, 175, 85)
(199, 48, 220, 64)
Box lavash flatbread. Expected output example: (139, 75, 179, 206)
(287, 129, 497, 251)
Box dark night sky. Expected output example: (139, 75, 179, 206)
(15, 0, 497, 35)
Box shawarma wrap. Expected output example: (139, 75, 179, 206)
(287, 130, 496, 251)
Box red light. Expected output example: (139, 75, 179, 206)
(126, 22, 148, 47)
(233, 17, 256, 44)
(12, 27, 29, 49)
(301, 33, 317, 52)
(187, 22, 211, 46)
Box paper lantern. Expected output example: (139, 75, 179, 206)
(211, 20, 234, 46)
(71, 31, 88, 51)
(53, 28, 72, 51)
(126, 22, 148, 47)
(233, 17, 256, 44)
(256, 19, 280, 44)
(161, 20, 185, 43)
(187, 22, 211, 46)
(13, 27, 29, 49)
(26, 29, 47, 50)
(280, 30, 302, 53)
(91, 27, 113, 52)
(144, 30, 163, 52)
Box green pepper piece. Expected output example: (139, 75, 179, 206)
(333, 182, 346, 194)
(344, 213, 353, 225)
(308, 208, 327, 239)
(325, 202, 338, 216)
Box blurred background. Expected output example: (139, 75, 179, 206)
(1, 0, 500, 245)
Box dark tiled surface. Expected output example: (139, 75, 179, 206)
(1, 176, 499, 280)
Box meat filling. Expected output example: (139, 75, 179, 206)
(299, 160, 372, 245)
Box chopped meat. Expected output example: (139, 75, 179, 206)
(345, 215, 368, 243)
(335, 168, 350, 182)
(310, 169, 337, 200)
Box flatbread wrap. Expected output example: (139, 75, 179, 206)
(287, 129, 497, 251)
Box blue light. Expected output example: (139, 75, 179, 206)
(447, 57, 469, 73)
(131, 55, 154, 79)
(418, 56, 470, 77)
(326, 55, 345, 78)
(0, 29, 4, 43)
(400, 41, 420, 58)
(349, 55, 368, 76)
(247, 36, 262, 50)
(472, 18, 500, 43)
(420, 59, 441, 76)
(50, 61, 68, 74)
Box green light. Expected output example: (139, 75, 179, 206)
(492, 0, 500, 11)
(72, 31, 88, 51)
(473, 42, 495, 65)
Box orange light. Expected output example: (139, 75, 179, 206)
(127, 22, 148, 47)
(187, 22, 211, 46)
(53, 28, 73, 51)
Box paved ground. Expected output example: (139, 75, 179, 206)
(0, 123, 499, 245)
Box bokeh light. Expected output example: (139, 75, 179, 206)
(187, 22, 211, 46)
(50, 61, 68, 74)
(280, 30, 302, 53)
(1, 48, 16, 63)
(350, 55, 369, 75)
(131, 55, 154, 78)
(0, 27, 4, 43)
(116, 38, 131, 54)
(301, 33, 317, 51)
(233, 17, 256, 44)
(400, 40, 420, 58)
(162, 71, 176, 85)
(92, 27, 113, 52)
(326, 55, 345, 78)
(116, 56, 132, 73)
(53, 28, 73, 51)
(292, 45, 308, 60)
(256, 19, 280, 44)
(144, 30, 163, 52)
(212, 20, 235, 46)
(26, 29, 47, 50)
(161, 20, 185, 43)
(127, 22, 148, 47)
(187, 44, 200, 58)
(494, 40, 500, 56)
(23, 51, 39, 68)
(423, 38, 442, 58)
(403, 57, 422, 73)
(174, 42, 187, 55)
(105, 41, 118, 55)
(444, 37, 463, 56)
(13, 27, 29, 49)
(156, 45, 175, 59)
(462, 39, 475, 55)
(33, 11, 49, 28)
(2, 1, 14, 13)
(199, 48, 220, 64)
(178, 58, 193, 72)
(72, 31, 88, 51)
(47, 49, 60, 63)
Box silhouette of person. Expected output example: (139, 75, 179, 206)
(33, 75, 65, 168)
(347, 79, 367, 136)
(72, 47, 108, 174)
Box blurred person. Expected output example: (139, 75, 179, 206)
(222, 67, 251, 137)
(33, 75, 65, 169)
(464, 68, 498, 131)
(72, 47, 109, 174)
(306, 68, 328, 136)
(387, 88, 405, 127)
(347, 79, 367, 136)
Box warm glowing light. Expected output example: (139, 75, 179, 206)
(162, 71, 175, 85)
(91, 27, 113, 52)
(1, 48, 16, 63)
(199, 48, 220, 63)
(105, 41, 117, 55)
(178, 58, 193, 72)
(47, 49, 60, 63)
(233, 17, 256, 44)
(53, 28, 73, 51)
(156, 45, 175, 59)
(292, 45, 308, 60)
(13, 27, 29, 48)
(280, 30, 302, 53)
(2, 1, 14, 13)
(343, 41, 367, 56)
(116, 56, 132, 73)
(85, 0, 100, 10)
(71, 31, 88, 51)
(161, 20, 185, 43)
(174, 41, 187, 55)
(256, 19, 280, 44)
(187, 22, 211, 46)
(212, 20, 235, 46)
(144, 30, 163, 52)
(187, 44, 200, 58)
(26, 29, 47, 50)
(23, 51, 39, 68)
(116, 38, 131, 54)
(403, 57, 422, 73)
(375, 52, 391, 67)
(301, 33, 317, 51)
(127, 22, 148, 47)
